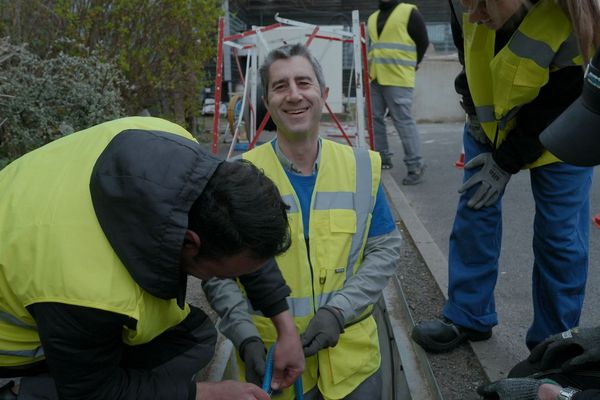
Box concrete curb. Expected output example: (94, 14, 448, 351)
(382, 171, 507, 382)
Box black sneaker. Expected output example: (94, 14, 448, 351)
(402, 164, 426, 185)
(381, 155, 393, 170)
(411, 317, 492, 353)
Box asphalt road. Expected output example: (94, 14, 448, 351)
(384, 122, 600, 378)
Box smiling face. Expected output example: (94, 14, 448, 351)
(462, 0, 524, 30)
(263, 55, 329, 141)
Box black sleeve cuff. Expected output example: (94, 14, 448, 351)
(239, 258, 291, 317)
(574, 390, 600, 400)
(493, 130, 544, 174)
(262, 298, 290, 318)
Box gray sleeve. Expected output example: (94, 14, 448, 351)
(202, 278, 260, 348)
(326, 228, 402, 323)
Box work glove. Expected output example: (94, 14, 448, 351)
(477, 378, 543, 400)
(459, 152, 510, 210)
(239, 336, 266, 387)
(528, 327, 600, 371)
(301, 306, 345, 357)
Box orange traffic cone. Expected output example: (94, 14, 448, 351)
(593, 213, 600, 229)
(454, 146, 465, 169)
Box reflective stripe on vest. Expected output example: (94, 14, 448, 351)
(370, 42, 416, 52)
(367, 4, 418, 87)
(281, 194, 299, 213)
(464, 0, 582, 169)
(0, 310, 37, 331)
(0, 347, 44, 359)
(347, 148, 373, 281)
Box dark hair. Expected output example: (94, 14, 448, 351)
(259, 42, 327, 99)
(188, 160, 291, 260)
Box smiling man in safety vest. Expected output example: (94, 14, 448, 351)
(203, 43, 403, 400)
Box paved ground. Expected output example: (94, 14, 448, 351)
(383, 122, 600, 380)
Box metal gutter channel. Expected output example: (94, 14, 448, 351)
(380, 170, 444, 399)
(379, 277, 444, 400)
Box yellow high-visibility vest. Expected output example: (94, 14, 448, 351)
(368, 4, 418, 87)
(464, 0, 583, 168)
(0, 117, 191, 367)
(242, 139, 382, 399)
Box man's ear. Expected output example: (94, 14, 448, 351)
(322, 86, 329, 101)
(182, 230, 201, 257)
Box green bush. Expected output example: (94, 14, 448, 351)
(0, 38, 127, 169)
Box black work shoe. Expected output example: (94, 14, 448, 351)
(411, 317, 492, 353)
(381, 154, 393, 170)
(402, 164, 426, 185)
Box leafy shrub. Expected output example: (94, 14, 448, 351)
(0, 38, 127, 169)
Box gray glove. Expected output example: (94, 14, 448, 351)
(477, 378, 543, 400)
(528, 327, 600, 371)
(239, 336, 266, 387)
(301, 306, 345, 357)
(459, 152, 510, 210)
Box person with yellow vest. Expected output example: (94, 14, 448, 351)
(367, 0, 429, 184)
(412, 0, 599, 354)
(478, 43, 600, 400)
(203, 43, 402, 400)
(0, 116, 305, 399)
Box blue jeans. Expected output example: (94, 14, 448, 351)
(443, 124, 592, 349)
(370, 82, 422, 172)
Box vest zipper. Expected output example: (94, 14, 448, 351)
(305, 238, 318, 314)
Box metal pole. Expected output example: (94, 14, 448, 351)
(361, 22, 375, 150)
(211, 17, 225, 155)
(351, 10, 366, 149)
(249, 44, 258, 146)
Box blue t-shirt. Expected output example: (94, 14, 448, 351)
(285, 170, 396, 239)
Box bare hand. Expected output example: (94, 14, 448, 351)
(196, 381, 270, 400)
(269, 311, 305, 390)
(538, 383, 562, 400)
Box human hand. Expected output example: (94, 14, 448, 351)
(301, 306, 345, 357)
(239, 337, 266, 387)
(459, 152, 510, 210)
(195, 380, 270, 400)
(537, 383, 563, 400)
(477, 378, 543, 399)
(271, 327, 304, 390)
(528, 327, 600, 371)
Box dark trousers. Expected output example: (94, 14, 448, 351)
(0, 305, 217, 399)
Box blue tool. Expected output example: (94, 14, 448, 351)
(261, 345, 304, 399)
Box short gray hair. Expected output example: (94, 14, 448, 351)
(259, 43, 327, 99)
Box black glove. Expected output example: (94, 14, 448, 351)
(301, 306, 345, 357)
(477, 378, 543, 400)
(239, 336, 266, 387)
(528, 327, 600, 371)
